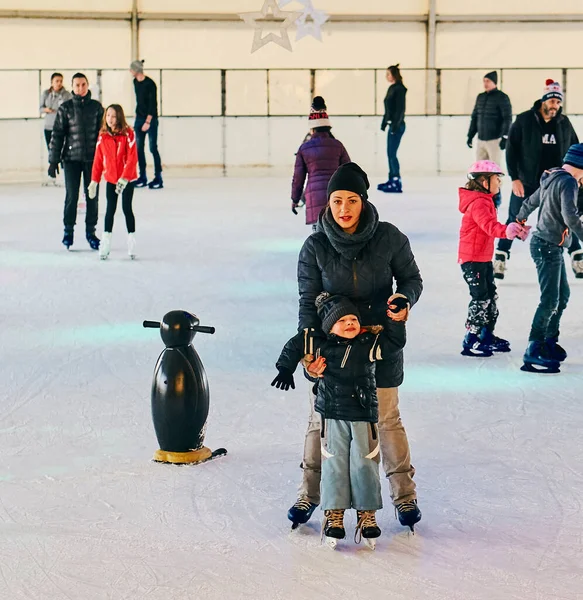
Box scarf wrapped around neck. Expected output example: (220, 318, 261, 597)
(318, 201, 379, 260)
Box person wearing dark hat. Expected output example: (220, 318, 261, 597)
(286, 161, 423, 532)
(130, 60, 163, 189)
(291, 96, 350, 230)
(378, 64, 407, 194)
(494, 79, 582, 280)
(467, 71, 512, 166)
(515, 143, 583, 373)
(272, 292, 406, 545)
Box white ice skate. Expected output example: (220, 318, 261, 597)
(571, 250, 583, 279)
(493, 250, 508, 280)
(127, 233, 136, 260)
(100, 232, 111, 260)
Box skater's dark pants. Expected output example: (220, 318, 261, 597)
(104, 182, 136, 233)
(43, 129, 52, 150)
(135, 117, 162, 178)
(498, 184, 581, 256)
(63, 161, 98, 234)
(529, 236, 570, 342)
(387, 123, 405, 179)
(461, 261, 498, 334)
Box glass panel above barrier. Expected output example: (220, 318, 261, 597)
(565, 70, 583, 115)
(376, 69, 427, 117)
(315, 70, 375, 116)
(161, 70, 222, 117)
(268, 70, 311, 117)
(1, 71, 39, 119)
(501, 69, 563, 115)
(440, 69, 494, 115)
(226, 71, 268, 117)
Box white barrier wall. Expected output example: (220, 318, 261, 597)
(3, 115, 583, 183)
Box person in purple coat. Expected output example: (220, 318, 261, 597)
(291, 97, 350, 231)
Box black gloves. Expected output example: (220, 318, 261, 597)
(467, 138, 473, 149)
(381, 122, 387, 132)
(388, 296, 409, 313)
(500, 137, 507, 150)
(271, 367, 295, 391)
(48, 163, 59, 178)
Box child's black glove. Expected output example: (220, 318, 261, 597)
(271, 367, 295, 391)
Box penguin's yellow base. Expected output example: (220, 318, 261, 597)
(153, 447, 212, 464)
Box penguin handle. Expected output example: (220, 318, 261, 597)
(143, 320, 161, 329)
(192, 325, 216, 335)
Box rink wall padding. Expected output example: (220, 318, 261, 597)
(3, 115, 583, 182)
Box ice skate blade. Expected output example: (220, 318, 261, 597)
(291, 522, 300, 531)
(363, 538, 376, 550)
(100, 255, 109, 261)
(493, 273, 504, 280)
(324, 537, 338, 550)
(153, 447, 227, 464)
(520, 362, 560, 374)
(461, 348, 493, 358)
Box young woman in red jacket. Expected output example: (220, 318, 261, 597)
(458, 161, 530, 357)
(88, 104, 138, 260)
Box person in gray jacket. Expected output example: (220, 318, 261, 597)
(516, 143, 583, 373)
(40, 73, 72, 185)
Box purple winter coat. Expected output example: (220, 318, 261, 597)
(291, 132, 350, 225)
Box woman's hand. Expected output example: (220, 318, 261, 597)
(387, 294, 410, 322)
(306, 356, 326, 378)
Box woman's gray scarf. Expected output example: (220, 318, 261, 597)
(318, 202, 379, 260)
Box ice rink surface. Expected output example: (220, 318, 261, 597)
(1, 174, 583, 600)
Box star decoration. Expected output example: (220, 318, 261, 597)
(295, 1, 329, 42)
(239, 0, 302, 53)
(278, 0, 310, 6)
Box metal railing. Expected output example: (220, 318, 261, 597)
(3, 67, 583, 121)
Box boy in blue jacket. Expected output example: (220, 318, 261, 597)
(272, 292, 406, 548)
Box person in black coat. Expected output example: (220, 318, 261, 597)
(378, 64, 407, 194)
(467, 71, 512, 165)
(494, 80, 583, 280)
(287, 162, 423, 532)
(49, 73, 104, 250)
(273, 292, 406, 542)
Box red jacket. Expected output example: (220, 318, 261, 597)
(91, 128, 138, 185)
(458, 188, 508, 264)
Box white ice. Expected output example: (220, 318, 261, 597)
(1, 175, 583, 600)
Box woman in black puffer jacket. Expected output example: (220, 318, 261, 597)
(287, 162, 423, 532)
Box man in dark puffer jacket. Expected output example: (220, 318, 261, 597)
(49, 72, 104, 250)
(467, 71, 512, 165)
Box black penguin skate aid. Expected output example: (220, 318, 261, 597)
(143, 310, 227, 464)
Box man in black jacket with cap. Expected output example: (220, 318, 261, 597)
(467, 71, 512, 165)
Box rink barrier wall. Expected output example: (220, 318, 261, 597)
(4, 114, 583, 182)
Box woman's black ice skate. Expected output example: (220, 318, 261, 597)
(322, 509, 345, 549)
(355, 510, 381, 550)
(288, 497, 318, 530)
(461, 331, 493, 357)
(545, 337, 567, 362)
(148, 175, 164, 189)
(134, 174, 148, 188)
(396, 499, 422, 533)
(521, 341, 560, 374)
(86, 233, 100, 251)
(480, 328, 510, 353)
(62, 231, 73, 250)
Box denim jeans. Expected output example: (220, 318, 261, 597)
(498, 184, 581, 256)
(387, 123, 405, 179)
(135, 117, 162, 178)
(529, 236, 570, 342)
(63, 161, 98, 234)
(461, 261, 498, 334)
(320, 419, 382, 511)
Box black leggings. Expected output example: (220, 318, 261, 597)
(104, 181, 135, 233)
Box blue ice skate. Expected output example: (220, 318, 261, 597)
(545, 337, 567, 362)
(521, 341, 560, 374)
(480, 327, 511, 353)
(288, 497, 318, 530)
(461, 331, 493, 357)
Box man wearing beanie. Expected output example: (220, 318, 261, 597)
(494, 79, 582, 280)
(514, 143, 583, 373)
(130, 60, 163, 189)
(467, 71, 513, 165)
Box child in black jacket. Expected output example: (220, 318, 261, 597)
(272, 292, 405, 548)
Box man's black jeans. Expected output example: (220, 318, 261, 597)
(63, 161, 98, 235)
(135, 117, 162, 178)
